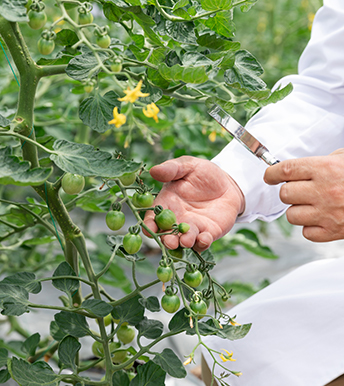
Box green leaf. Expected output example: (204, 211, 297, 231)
(50, 321, 67, 342)
(0, 348, 8, 367)
(229, 229, 278, 259)
(23, 236, 56, 246)
(0, 284, 30, 316)
(65, 51, 109, 81)
(0, 0, 28, 22)
(113, 370, 130, 386)
(172, 0, 189, 10)
(36, 55, 73, 66)
(22, 333, 40, 357)
(158, 63, 208, 84)
(245, 83, 293, 109)
(204, 11, 235, 38)
(181, 52, 214, 67)
(0, 147, 52, 186)
(54, 311, 91, 338)
(0, 114, 11, 128)
(136, 317, 163, 339)
(132, 34, 145, 49)
(58, 336, 81, 371)
(224, 50, 266, 92)
(50, 139, 142, 177)
(138, 296, 160, 312)
(0, 272, 41, 294)
(55, 30, 79, 47)
(215, 322, 251, 340)
(168, 308, 189, 332)
(237, 0, 258, 12)
(185, 249, 215, 270)
(139, 83, 163, 104)
(81, 299, 113, 317)
(103, 3, 124, 22)
(205, 96, 235, 114)
(160, 21, 196, 44)
(129, 361, 166, 386)
(206, 51, 235, 69)
(79, 91, 121, 133)
(0, 369, 11, 383)
(52, 262, 79, 297)
(201, 0, 232, 11)
(8, 358, 60, 386)
(111, 295, 144, 326)
(152, 348, 187, 378)
(197, 33, 240, 51)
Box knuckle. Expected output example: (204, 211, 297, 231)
(280, 160, 295, 180)
(279, 184, 290, 204)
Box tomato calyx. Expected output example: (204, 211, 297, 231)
(29, 0, 45, 12)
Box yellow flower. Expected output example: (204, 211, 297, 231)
(118, 80, 149, 103)
(220, 349, 236, 363)
(230, 318, 241, 326)
(142, 103, 160, 123)
(108, 107, 126, 128)
(183, 357, 193, 366)
(232, 371, 242, 377)
(208, 131, 217, 142)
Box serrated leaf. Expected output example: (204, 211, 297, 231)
(0, 284, 30, 316)
(9, 358, 60, 386)
(136, 317, 163, 339)
(0, 272, 41, 294)
(22, 333, 40, 357)
(58, 336, 81, 371)
(79, 91, 121, 133)
(111, 295, 144, 325)
(201, 0, 232, 11)
(206, 51, 235, 69)
(138, 296, 160, 312)
(246, 83, 293, 108)
(197, 33, 240, 51)
(52, 262, 79, 297)
(65, 51, 109, 81)
(224, 50, 266, 91)
(81, 299, 113, 317)
(50, 139, 142, 177)
(159, 63, 208, 84)
(204, 11, 235, 38)
(0, 147, 52, 186)
(0, 115, 11, 128)
(0, 0, 28, 22)
(0, 348, 8, 367)
(54, 311, 91, 338)
(152, 348, 187, 379)
(159, 20, 196, 44)
(130, 361, 166, 386)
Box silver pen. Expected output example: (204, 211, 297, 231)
(208, 104, 280, 166)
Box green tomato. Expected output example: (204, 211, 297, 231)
(84, 85, 94, 93)
(110, 342, 127, 363)
(92, 341, 104, 357)
(155, 209, 177, 230)
(132, 192, 154, 208)
(28, 10, 47, 29)
(78, 11, 94, 25)
(96, 34, 111, 48)
(190, 299, 208, 319)
(106, 211, 125, 231)
(156, 265, 173, 283)
(127, 372, 136, 381)
(37, 38, 55, 55)
(184, 269, 203, 288)
(168, 247, 184, 260)
(123, 233, 142, 254)
(111, 60, 123, 73)
(103, 313, 112, 326)
(61, 173, 85, 195)
(119, 172, 136, 186)
(117, 325, 135, 344)
(161, 294, 180, 313)
(178, 222, 190, 234)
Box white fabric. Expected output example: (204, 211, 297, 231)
(204, 1, 344, 385)
(212, 0, 344, 223)
(202, 257, 344, 386)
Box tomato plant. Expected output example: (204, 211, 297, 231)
(190, 298, 208, 319)
(0, 0, 286, 384)
(184, 265, 203, 288)
(156, 263, 173, 283)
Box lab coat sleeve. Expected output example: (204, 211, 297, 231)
(212, 0, 344, 223)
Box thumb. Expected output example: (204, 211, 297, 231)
(149, 156, 198, 183)
(330, 148, 344, 156)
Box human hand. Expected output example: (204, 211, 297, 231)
(264, 149, 344, 242)
(143, 156, 245, 252)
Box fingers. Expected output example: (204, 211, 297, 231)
(264, 158, 314, 185)
(279, 181, 315, 205)
(302, 226, 333, 242)
(149, 156, 197, 183)
(286, 205, 319, 226)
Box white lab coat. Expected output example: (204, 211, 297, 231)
(202, 1, 344, 385)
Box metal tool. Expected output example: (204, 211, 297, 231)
(208, 104, 280, 166)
